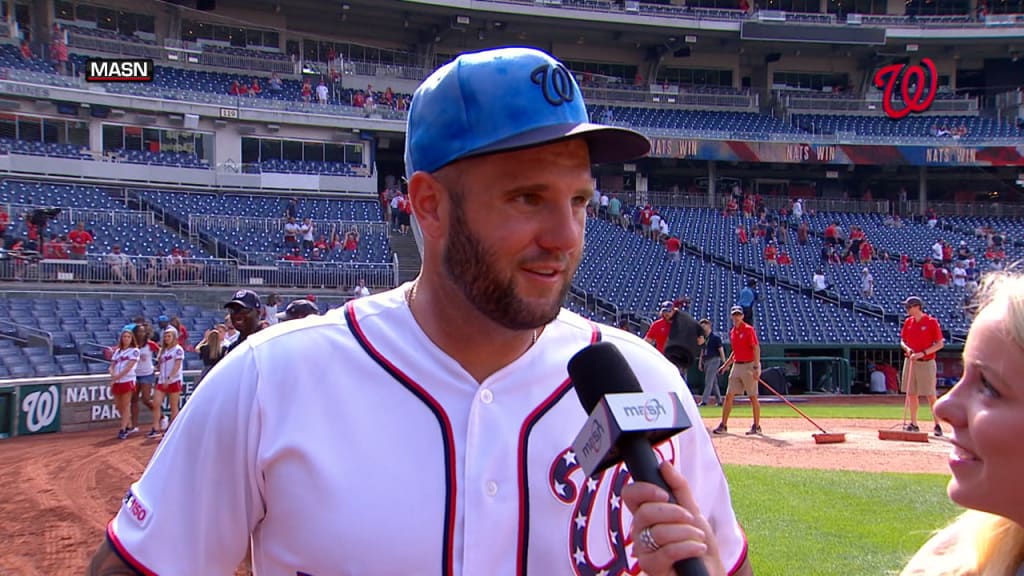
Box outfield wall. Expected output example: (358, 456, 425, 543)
(0, 371, 200, 439)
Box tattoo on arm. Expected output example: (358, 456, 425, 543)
(86, 539, 143, 576)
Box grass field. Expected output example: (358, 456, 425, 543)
(724, 465, 960, 576)
(699, 403, 934, 420)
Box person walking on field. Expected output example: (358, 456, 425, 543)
(713, 306, 762, 435)
(900, 295, 946, 436)
(698, 318, 725, 407)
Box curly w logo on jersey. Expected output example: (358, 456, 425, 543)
(549, 442, 678, 575)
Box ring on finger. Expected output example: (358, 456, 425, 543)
(639, 526, 660, 553)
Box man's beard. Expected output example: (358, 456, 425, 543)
(442, 194, 575, 331)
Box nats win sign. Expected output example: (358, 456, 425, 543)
(85, 58, 154, 83)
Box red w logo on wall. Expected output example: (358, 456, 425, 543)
(873, 58, 938, 120)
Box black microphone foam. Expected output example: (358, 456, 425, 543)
(568, 341, 709, 576)
(569, 341, 642, 413)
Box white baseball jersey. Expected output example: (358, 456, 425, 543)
(108, 286, 748, 575)
(157, 345, 184, 384)
(110, 347, 139, 382)
(135, 341, 157, 377)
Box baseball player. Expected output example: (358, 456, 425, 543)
(713, 306, 763, 435)
(91, 47, 752, 576)
(899, 295, 945, 436)
(108, 325, 139, 440)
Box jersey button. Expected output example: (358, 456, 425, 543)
(480, 389, 494, 404)
(485, 481, 498, 496)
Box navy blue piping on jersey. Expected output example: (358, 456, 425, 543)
(515, 323, 602, 576)
(344, 303, 456, 576)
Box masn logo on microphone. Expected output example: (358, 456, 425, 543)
(85, 58, 154, 83)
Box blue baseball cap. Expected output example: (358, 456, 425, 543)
(404, 47, 650, 178)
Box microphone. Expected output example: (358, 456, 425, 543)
(569, 341, 708, 576)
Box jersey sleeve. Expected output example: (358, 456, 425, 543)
(749, 326, 760, 348)
(173, 347, 184, 360)
(127, 348, 140, 362)
(107, 343, 264, 573)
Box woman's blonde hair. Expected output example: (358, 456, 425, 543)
(971, 268, 1024, 349)
(962, 268, 1024, 573)
(959, 510, 1024, 574)
(198, 329, 222, 362)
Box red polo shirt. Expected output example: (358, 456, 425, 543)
(644, 318, 671, 352)
(901, 314, 943, 361)
(665, 237, 681, 253)
(729, 322, 759, 362)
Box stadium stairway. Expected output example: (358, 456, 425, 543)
(389, 229, 421, 284)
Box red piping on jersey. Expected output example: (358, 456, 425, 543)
(728, 532, 750, 575)
(514, 322, 601, 576)
(345, 303, 457, 576)
(106, 520, 158, 576)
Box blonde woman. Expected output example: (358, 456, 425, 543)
(902, 270, 1024, 575)
(148, 326, 184, 439)
(109, 325, 140, 440)
(195, 327, 223, 383)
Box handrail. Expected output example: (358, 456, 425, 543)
(0, 319, 53, 355)
(0, 369, 202, 388)
(6, 203, 154, 227)
(0, 289, 178, 301)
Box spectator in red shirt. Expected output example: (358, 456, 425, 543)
(935, 266, 950, 288)
(824, 222, 839, 246)
(763, 242, 777, 264)
(665, 235, 681, 261)
(42, 234, 68, 259)
(68, 222, 93, 260)
(19, 40, 32, 60)
(941, 242, 954, 265)
(343, 227, 360, 252)
(229, 80, 241, 95)
(899, 296, 945, 435)
(301, 79, 312, 102)
(283, 248, 306, 264)
(643, 301, 675, 353)
(859, 240, 874, 263)
(724, 197, 737, 217)
(900, 253, 909, 273)
(713, 306, 762, 435)
(736, 225, 748, 245)
(250, 79, 262, 96)
(922, 258, 936, 282)
(777, 251, 792, 266)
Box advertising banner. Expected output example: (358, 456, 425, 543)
(648, 137, 1024, 167)
(17, 384, 61, 435)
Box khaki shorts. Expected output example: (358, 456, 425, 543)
(728, 362, 759, 397)
(902, 359, 937, 396)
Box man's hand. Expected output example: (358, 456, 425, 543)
(622, 461, 726, 576)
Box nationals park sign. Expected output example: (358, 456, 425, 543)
(5, 374, 199, 437)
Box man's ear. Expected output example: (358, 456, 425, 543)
(408, 171, 446, 242)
